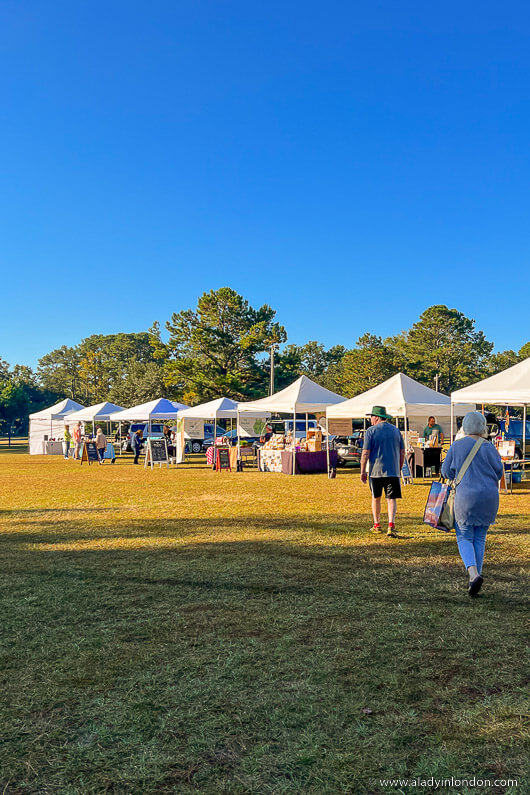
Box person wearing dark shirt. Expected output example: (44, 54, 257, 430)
(131, 429, 143, 464)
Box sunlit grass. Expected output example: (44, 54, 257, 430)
(0, 451, 528, 793)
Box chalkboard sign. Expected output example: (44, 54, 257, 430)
(216, 447, 231, 471)
(144, 437, 169, 469)
(81, 441, 99, 465)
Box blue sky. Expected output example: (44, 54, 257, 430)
(1, 1, 529, 368)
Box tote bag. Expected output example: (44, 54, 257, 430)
(423, 438, 485, 531)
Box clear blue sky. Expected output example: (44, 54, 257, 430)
(1, 0, 529, 368)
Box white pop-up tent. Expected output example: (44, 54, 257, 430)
(29, 398, 85, 455)
(238, 375, 346, 473)
(107, 398, 189, 423)
(451, 357, 530, 449)
(66, 401, 126, 427)
(106, 398, 188, 460)
(175, 397, 238, 462)
(326, 372, 475, 439)
(176, 397, 271, 462)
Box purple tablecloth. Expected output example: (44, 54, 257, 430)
(281, 450, 337, 474)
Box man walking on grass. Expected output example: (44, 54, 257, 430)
(360, 406, 405, 537)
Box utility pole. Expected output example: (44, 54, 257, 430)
(269, 344, 277, 395)
(434, 373, 440, 392)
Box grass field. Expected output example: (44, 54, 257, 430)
(0, 450, 528, 794)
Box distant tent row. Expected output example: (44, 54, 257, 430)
(29, 357, 530, 455)
(28, 398, 190, 455)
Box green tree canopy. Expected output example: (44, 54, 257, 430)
(486, 350, 520, 376)
(330, 334, 397, 398)
(275, 341, 345, 390)
(518, 341, 530, 360)
(386, 305, 493, 392)
(37, 333, 164, 404)
(160, 288, 286, 402)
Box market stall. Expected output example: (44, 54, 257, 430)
(451, 356, 530, 480)
(108, 398, 189, 460)
(66, 402, 125, 460)
(29, 398, 85, 455)
(176, 397, 269, 466)
(326, 372, 474, 475)
(238, 375, 346, 474)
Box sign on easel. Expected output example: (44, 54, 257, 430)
(401, 459, 414, 485)
(144, 438, 169, 469)
(216, 447, 231, 471)
(81, 441, 99, 465)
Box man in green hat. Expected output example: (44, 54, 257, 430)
(360, 405, 405, 537)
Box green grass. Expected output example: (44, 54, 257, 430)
(0, 452, 528, 794)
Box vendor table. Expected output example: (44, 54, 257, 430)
(258, 449, 337, 474)
(257, 449, 283, 472)
(500, 459, 530, 493)
(408, 446, 442, 478)
(44, 441, 64, 455)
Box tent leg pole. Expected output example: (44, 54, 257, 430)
(326, 409, 330, 473)
(523, 405, 527, 468)
(292, 409, 296, 475)
(450, 402, 454, 443)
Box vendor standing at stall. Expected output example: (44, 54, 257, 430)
(423, 416, 444, 445)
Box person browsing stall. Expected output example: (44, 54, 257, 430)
(360, 406, 405, 537)
(63, 425, 72, 459)
(72, 421, 82, 460)
(423, 416, 444, 445)
(95, 426, 107, 463)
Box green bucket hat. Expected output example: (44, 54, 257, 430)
(370, 405, 393, 420)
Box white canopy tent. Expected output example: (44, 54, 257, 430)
(451, 357, 530, 450)
(176, 398, 271, 463)
(66, 401, 126, 426)
(178, 397, 240, 420)
(29, 398, 85, 455)
(176, 397, 239, 462)
(326, 373, 474, 439)
(107, 398, 189, 423)
(238, 375, 346, 474)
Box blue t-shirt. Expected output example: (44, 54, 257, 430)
(363, 422, 404, 478)
(441, 437, 503, 527)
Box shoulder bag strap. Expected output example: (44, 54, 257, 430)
(454, 438, 485, 486)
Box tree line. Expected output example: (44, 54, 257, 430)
(1, 287, 528, 436)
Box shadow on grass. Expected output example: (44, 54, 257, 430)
(2, 541, 527, 614)
(0, 511, 448, 544)
(0, 507, 122, 515)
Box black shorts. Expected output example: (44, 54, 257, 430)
(369, 476, 402, 499)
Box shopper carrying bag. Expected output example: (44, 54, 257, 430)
(440, 412, 503, 597)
